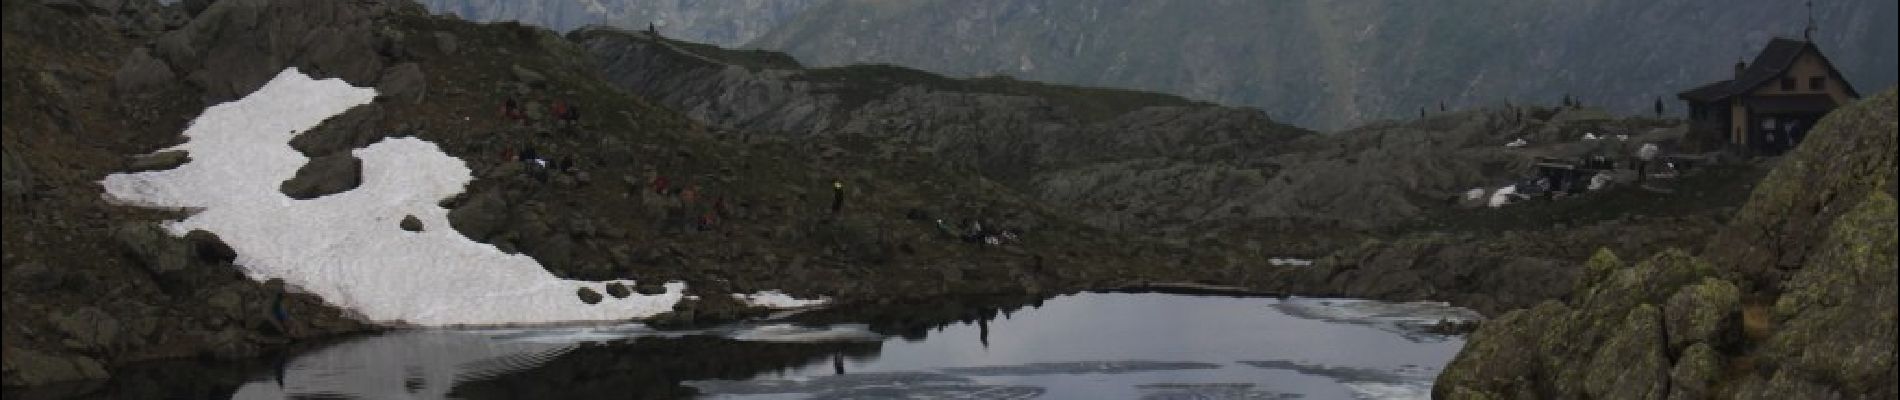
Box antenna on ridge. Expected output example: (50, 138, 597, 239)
(1804, 0, 1816, 41)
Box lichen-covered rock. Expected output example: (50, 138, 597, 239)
(1434, 301, 1574, 398)
(1582, 304, 1669, 400)
(1663, 277, 1741, 353)
(1667, 343, 1721, 400)
(1438, 90, 1899, 400)
(1756, 190, 1898, 398)
(1573, 248, 1716, 320)
(1706, 90, 1897, 293)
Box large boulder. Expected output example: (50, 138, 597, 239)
(113, 47, 177, 96)
(448, 190, 510, 240)
(1581, 304, 1669, 400)
(1667, 343, 1722, 400)
(376, 62, 425, 104)
(185, 229, 236, 264)
(279, 153, 362, 199)
(1662, 277, 1741, 353)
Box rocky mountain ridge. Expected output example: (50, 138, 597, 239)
(747, 0, 1898, 131)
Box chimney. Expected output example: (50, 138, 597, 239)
(1734, 60, 1747, 78)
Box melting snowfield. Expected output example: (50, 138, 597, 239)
(100, 69, 687, 326)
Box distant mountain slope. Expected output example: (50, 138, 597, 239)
(749, 0, 1900, 130)
(416, 0, 816, 45)
(578, 29, 1725, 257)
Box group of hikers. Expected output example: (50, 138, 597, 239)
(501, 97, 581, 127)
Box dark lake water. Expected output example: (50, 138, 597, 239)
(31, 293, 1478, 399)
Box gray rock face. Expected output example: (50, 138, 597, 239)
(150, 0, 425, 103)
(279, 153, 362, 199)
(50, 307, 120, 352)
(113, 47, 176, 96)
(376, 62, 426, 104)
(113, 222, 191, 276)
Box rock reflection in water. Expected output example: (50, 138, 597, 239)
(228, 329, 577, 399)
(38, 293, 1476, 399)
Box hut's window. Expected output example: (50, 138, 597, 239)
(1809, 76, 1827, 91)
(1780, 77, 1796, 91)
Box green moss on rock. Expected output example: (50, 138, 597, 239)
(1663, 277, 1741, 354)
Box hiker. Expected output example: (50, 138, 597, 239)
(712, 196, 731, 219)
(1635, 143, 1659, 183)
(557, 155, 575, 173)
(698, 210, 718, 231)
(652, 175, 670, 195)
(502, 97, 520, 120)
(830, 179, 845, 214)
(266, 281, 292, 337)
(551, 100, 569, 127)
(681, 184, 699, 205)
(501, 146, 514, 163)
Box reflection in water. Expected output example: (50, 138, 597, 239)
(228, 329, 579, 399)
(693, 293, 1476, 399)
(39, 293, 1475, 400)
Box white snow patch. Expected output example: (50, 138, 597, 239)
(1268, 258, 1314, 267)
(732, 290, 830, 309)
(726, 323, 883, 343)
(1343, 381, 1431, 400)
(1504, 138, 1528, 148)
(1463, 187, 1485, 201)
(100, 69, 683, 326)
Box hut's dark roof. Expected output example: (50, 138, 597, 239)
(1677, 38, 1861, 103)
